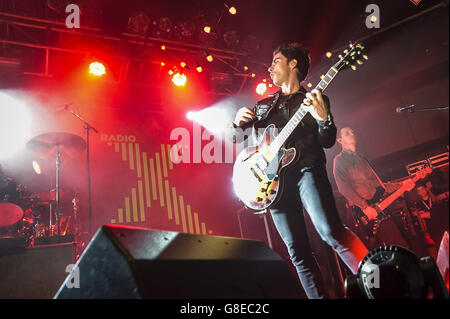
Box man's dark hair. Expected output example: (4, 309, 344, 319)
(337, 125, 352, 138)
(273, 42, 310, 82)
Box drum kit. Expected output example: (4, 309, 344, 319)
(0, 132, 86, 247)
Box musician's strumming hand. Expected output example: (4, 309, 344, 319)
(233, 107, 257, 127)
(303, 89, 329, 121)
(362, 205, 378, 220)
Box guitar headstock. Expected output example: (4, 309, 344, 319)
(333, 42, 368, 72)
(411, 166, 432, 182)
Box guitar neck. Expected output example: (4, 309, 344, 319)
(377, 175, 422, 211)
(269, 67, 339, 153)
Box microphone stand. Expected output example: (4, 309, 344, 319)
(406, 106, 449, 113)
(62, 105, 98, 239)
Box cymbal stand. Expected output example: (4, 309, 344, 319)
(55, 144, 61, 236)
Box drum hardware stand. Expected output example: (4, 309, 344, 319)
(62, 105, 98, 238)
(54, 145, 62, 236)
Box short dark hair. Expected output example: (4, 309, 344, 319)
(338, 125, 352, 138)
(273, 42, 310, 82)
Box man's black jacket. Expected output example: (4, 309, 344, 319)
(229, 88, 337, 171)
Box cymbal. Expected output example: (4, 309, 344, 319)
(26, 132, 86, 158)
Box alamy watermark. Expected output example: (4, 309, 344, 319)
(365, 4, 380, 29)
(65, 4, 80, 29)
(361, 264, 380, 289)
(65, 264, 80, 288)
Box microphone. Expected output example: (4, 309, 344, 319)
(396, 104, 415, 113)
(54, 103, 72, 113)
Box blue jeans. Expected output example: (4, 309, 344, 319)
(270, 166, 368, 299)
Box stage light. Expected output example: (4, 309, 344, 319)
(180, 61, 186, 68)
(326, 52, 332, 58)
(203, 26, 211, 33)
(32, 160, 42, 175)
(89, 62, 106, 77)
(127, 13, 151, 35)
(0, 92, 32, 159)
(251, 73, 256, 78)
(229, 6, 237, 15)
(196, 62, 203, 73)
(262, 79, 267, 83)
(161, 45, 166, 50)
(186, 111, 195, 120)
(168, 70, 174, 75)
(223, 30, 238, 49)
(161, 62, 165, 66)
(205, 50, 214, 62)
(256, 82, 267, 95)
(268, 84, 273, 88)
(243, 66, 248, 71)
(172, 73, 187, 87)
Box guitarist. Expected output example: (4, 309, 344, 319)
(333, 126, 412, 249)
(230, 43, 369, 299)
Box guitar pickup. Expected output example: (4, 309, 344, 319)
(250, 167, 263, 182)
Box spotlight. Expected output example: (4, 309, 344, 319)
(127, 13, 151, 35)
(256, 82, 267, 96)
(180, 61, 187, 68)
(32, 160, 42, 175)
(156, 17, 173, 37)
(174, 19, 196, 42)
(326, 52, 332, 58)
(161, 45, 166, 50)
(89, 62, 106, 77)
(223, 30, 239, 49)
(205, 51, 214, 62)
(172, 73, 187, 87)
(229, 6, 237, 15)
(203, 26, 211, 33)
(0, 93, 32, 159)
(160, 62, 165, 66)
(186, 111, 195, 120)
(251, 73, 256, 78)
(196, 62, 203, 73)
(168, 70, 174, 75)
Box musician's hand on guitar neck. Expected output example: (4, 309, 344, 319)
(303, 89, 329, 122)
(362, 205, 378, 220)
(233, 107, 257, 127)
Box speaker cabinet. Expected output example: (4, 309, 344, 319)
(0, 242, 74, 298)
(55, 224, 301, 299)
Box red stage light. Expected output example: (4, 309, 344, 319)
(256, 82, 267, 95)
(196, 66, 203, 72)
(180, 61, 186, 68)
(203, 26, 211, 33)
(206, 54, 213, 62)
(89, 62, 106, 76)
(161, 62, 165, 66)
(229, 6, 237, 15)
(161, 45, 166, 50)
(172, 73, 187, 87)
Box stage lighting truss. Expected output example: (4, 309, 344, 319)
(0, 9, 264, 96)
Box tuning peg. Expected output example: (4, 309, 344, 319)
(351, 65, 357, 71)
(362, 54, 369, 60)
(344, 49, 348, 54)
(338, 55, 343, 59)
(357, 60, 363, 65)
